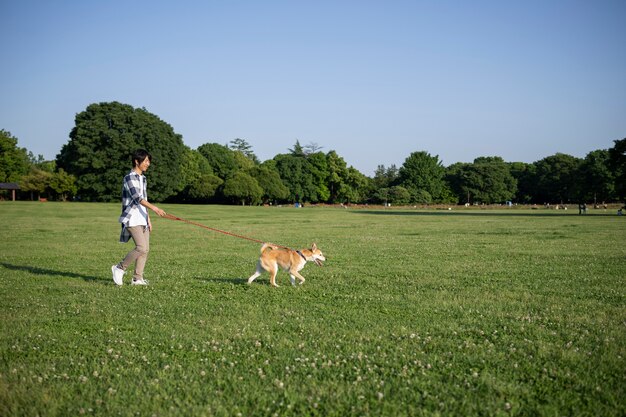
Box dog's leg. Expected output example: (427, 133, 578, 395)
(269, 265, 279, 287)
(248, 262, 263, 284)
(290, 270, 306, 285)
(289, 274, 296, 286)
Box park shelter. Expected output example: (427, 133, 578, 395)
(0, 183, 20, 201)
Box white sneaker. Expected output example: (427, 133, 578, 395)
(131, 278, 149, 286)
(111, 265, 124, 286)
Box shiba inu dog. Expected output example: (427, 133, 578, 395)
(247, 243, 326, 287)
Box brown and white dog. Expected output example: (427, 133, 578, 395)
(247, 243, 326, 287)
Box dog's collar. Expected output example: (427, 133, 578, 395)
(296, 250, 307, 261)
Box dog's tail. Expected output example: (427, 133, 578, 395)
(261, 243, 278, 253)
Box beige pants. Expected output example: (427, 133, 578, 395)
(118, 226, 150, 280)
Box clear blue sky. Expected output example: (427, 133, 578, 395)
(1, 0, 625, 176)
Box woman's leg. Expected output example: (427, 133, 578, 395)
(118, 226, 150, 280)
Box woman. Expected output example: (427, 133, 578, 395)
(111, 149, 166, 285)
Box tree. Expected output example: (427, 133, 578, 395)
(533, 153, 582, 204)
(249, 163, 289, 204)
(324, 151, 372, 204)
(468, 157, 517, 204)
(0, 129, 30, 183)
(56, 102, 185, 202)
(446, 162, 474, 204)
(223, 171, 263, 205)
(371, 165, 399, 204)
(176, 147, 211, 197)
(608, 138, 626, 204)
(273, 142, 330, 203)
(376, 188, 391, 205)
(174, 147, 223, 202)
(306, 152, 330, 203)
(398, 151, 447, 203)
(303, 142, 324, 155)
(343, 167, 371, 204)
(197, 143, 238, 180)
(188, 174, 223, 201)
(411, 188, 433, 204)
(233, 150, 256, 172)
(578, 149, 615, 204)
(288, 140, 306, 157)
(372, 164, 399, 189)
(326, 151, 349, 203)
(273, 153, 315, 203)
(20, 168, 53, 200)
(229, 138, 259, 164)
(48, 169, 77, 201)
(388, 186, 411, 205)
(509, 162, 536, 204)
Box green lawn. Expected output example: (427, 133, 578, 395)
(1, 202, 624, 416)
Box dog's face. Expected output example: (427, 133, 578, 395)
(310, 243, 326, 267)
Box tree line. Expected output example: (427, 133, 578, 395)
(1, 102, 625, 205)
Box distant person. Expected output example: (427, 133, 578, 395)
(111, 149, 166, 286)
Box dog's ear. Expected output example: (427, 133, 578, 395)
(311, 243, 317, 250)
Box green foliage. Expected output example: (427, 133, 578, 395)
(178, 147, 213, 190)
(174, 147, 222, 202)
(410, 188, 433, 204)
(229, 138, 259, 164)
(249, 164, 289, 204)
(447, 157, 517, 204)
(222, 171, 263, 205)
(608, 138, 626, 203)
(398, 151, 447, 203)
(288, 139, 306, 156)
(19, 168, 53, 200)
(578, 149, 615, 203)
(0, 129, 30, 183)
(273, 153, 317, 203)
(372, 164, 398, 190)
(2, 203, 624, 416)
(188, 174, 223, 202)
(197, 143, 238, 180)
(3, 110, 622, 205)
(48, 169, 77, 201)
(388, 185, 411, 204)
(533, 153, 582, 204)
(326, 151, 348, 203)
(18, 168, 77, 201)
(509, 162, 536, 204)
(232, 150, 256, 172)
(446, 162, 472, 204)
(56, 102, 185, 202)
(372, 165, 400, 204)
(343, 167, 372, 204)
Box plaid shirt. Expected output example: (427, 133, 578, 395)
(118, 170, 148, 243)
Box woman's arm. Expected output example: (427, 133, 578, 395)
(141, 199, 166, 217)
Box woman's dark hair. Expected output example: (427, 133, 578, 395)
(132, 149, 152, 167)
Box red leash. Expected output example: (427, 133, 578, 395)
(163, 213, 291, 250)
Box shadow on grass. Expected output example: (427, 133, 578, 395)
(1, 262, 108, 283)
(352, 210, 616, 218)
(194, 276, 249, 285)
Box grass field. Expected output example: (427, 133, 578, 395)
(0, 202, 624, 416)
